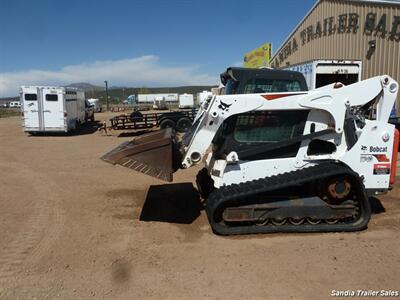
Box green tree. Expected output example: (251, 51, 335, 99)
(138, 87, 150, 94)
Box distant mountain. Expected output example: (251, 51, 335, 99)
(64, 82, 104, 92)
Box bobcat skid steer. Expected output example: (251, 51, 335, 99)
(102, 75, 399, 235)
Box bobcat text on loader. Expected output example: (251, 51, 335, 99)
(102, 75, 399, 235)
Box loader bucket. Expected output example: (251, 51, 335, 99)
(101, 128, 180, 182)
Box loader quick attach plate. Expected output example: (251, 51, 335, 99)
(100, 128, 178, 182)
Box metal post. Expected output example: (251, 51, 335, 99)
(104, 80, 109, 111)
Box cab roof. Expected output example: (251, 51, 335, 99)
(220, 67, 307, 87)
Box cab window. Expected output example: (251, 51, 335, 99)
(243, 78, 302, 93)
(224, 79, 239, 95)
(234, 110, 308, 143)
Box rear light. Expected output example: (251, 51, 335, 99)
(373, 154, 390, 162)
(390, 128, 399, 185)
(64, 111, 67, 117)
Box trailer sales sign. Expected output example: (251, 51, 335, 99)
(272, 11, 400, 67)
(244, 43, 272, 68)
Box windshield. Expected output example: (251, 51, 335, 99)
(224, 79, 239, 95)
(243, 78, 303, 93)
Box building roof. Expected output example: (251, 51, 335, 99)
(271, 0, 400, 61)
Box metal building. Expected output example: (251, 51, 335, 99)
(270, 0, 400, 107)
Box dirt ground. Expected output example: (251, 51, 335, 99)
(0, 113, 399, 299)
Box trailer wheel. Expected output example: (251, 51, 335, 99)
(159, 118, 175, 130)
(130, 111, 143, 122)
(176, 117, 192, 132)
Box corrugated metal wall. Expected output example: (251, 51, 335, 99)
(270, 0, 400, 108)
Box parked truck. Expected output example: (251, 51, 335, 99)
(281, 59, 362, 90)
(20, 86, 86, 134)
(9, 101, 21, 108)
(87, 98, 102, 112)
(137, 93, 178, 104)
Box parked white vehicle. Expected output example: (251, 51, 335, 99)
(20, 86, 86, 133)
(179, 93, 194, 108)
(9, 101, 21, 108)
(196, 90, 213, 105)
(137, 93, 178, 103)
(282, 59, 362, 90)
(153, 96, 168, 110)
(87, 98, 102, 112)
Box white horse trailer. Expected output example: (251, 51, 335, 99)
(20, 86, 86, 133)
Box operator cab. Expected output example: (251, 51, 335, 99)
(220, 67, 308, 95)
(213, 67, 310, 160)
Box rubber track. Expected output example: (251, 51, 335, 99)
(205, 162, 371, 235)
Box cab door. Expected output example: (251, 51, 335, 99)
(41, 87, 64, 129)
(22, 87, 40, 129)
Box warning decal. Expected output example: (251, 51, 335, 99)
(373, 163, 391, 175)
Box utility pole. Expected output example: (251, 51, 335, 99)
(104, 80, 109, 111)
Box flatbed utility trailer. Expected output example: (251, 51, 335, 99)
(110, 109, 197, 132)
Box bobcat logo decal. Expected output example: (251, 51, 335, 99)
(218, 100, 232, 112)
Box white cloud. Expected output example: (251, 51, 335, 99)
(0, 55, 218, 96)
(232, 61, 244, 67)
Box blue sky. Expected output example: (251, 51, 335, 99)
(0, 0, 315, 96)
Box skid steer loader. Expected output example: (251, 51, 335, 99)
(102, 75, 399, 235)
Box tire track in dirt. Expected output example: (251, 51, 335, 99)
(0, 162, 66, 297)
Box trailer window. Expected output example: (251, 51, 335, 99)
(234, 110, 308, 143)
(24, 94, 37, 101)
(243, 79, 302, 93)
(46, 94, 58, 101)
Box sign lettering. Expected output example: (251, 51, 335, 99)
(272, 11, 400, 67)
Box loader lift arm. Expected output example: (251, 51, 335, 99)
(181, 75, 397, 170)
